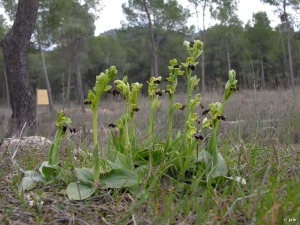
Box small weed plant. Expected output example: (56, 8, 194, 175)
(19, 40, 245, 201)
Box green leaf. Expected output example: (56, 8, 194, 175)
(24, 171, 44, 182)
(19, 171, 44, 193)
(39, 161, 59, 180)
(211, 153, 228, 178)
(101, 168, 139, 188)
(196, 150, 211, 164)
(114, 151, 129, 169)
(66, 182, 96, 200)
(75, 168, 94, 185)
(19, 177, 37, 193)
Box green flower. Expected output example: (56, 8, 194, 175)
(183, 40, 203, 60)
(55, 110, 72, 129)
(148, 76, 162, 96)
(201, 117, 212, 130)
(208, 102, 222, 120)
(224, 70, 238, 101)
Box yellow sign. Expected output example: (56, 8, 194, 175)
(37, 89, 49, 105)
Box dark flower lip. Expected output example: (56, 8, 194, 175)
(132, 108, 140, 112)
(106, 90, 112, 94)
(173, 64, 180, 69)
(217, 115, 226, 121)
(108, 123, 117, 128)
(189, 41, 195, 47)
(202, 109, 209, 116)
(230, 86, 239, 91)
(194, 133, 203, 140)
(188, 63, 196, 71)
(179, 104, 186, 110)
(154, 80, 161, 84)
(62, 123, 68, 132)
(113, 89, 121, 96)
(165, 90, 171, 94)
(84, 100, 92, 105)
(155, 91, 162, 96)
(69, 127, 76, 133)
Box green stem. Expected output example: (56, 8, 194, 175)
(124, 102, 130, 151)
(93, 106, 98, 148)
(167, 93, 174, 145)
(148, 95, 155, 136)
(130, 111, 136, 148)
(207, 121, 219, 175)
(183, 69, 192, 149)
(50, 129, 63, 165)
(124, 101, 134, 168)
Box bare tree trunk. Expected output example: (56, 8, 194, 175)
(278, 28, 288, 77)
(37, 30, 54, 112)
(75, 58, 85, 113)
(260, 58, 265, 90)
(0, 0, 39, 136)
(226, 42, 231, 71)
(287, 29, 295, 92)
(143, 0, 159, 77)
(3, 66, 10, 107)
(201, 0, 207, 92)
(66, 58, 72, 102)
(283, 0, 295, 95)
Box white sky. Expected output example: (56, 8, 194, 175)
(95, 0, 281, 35)
(0, 0, 282, 35)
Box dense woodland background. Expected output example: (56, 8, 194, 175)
(0, 0, 299, 106)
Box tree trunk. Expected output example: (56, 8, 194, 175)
(37, 29, 54, 112)
(226, 47, 231, 71)
(287, 29, 295, 92)
(143, 0, 159, 77)
(260, 58, 265, 90)
(66, 58, 72, 102)
(201, 0, 207, 92)
(0, 0, 39, 136)
(283, 0, 295, 95)
(3, 66, 10, 107)
(75, 58, 85, 113)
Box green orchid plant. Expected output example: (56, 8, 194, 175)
(147, 76, 162, 137)
(204, 70, 238, 179)
(19, 111, 72, 193)
(181, 40, 203, 148)
(66, 69, 141, 201)
(113, 77, 143, 168)
(165, 59, 184, 146)
(84, 66, 117, 183)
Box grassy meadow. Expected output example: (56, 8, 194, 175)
(0, 87, 299, 224)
